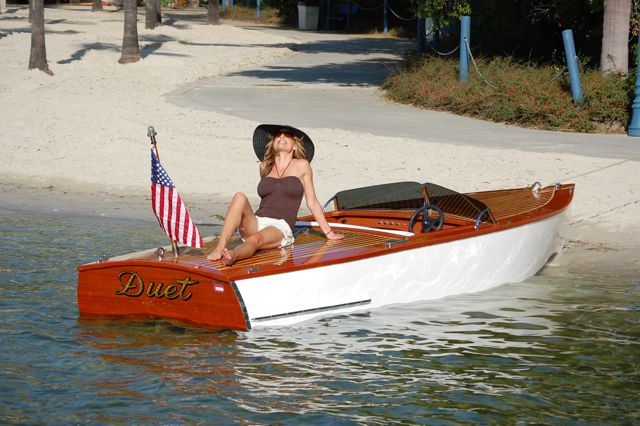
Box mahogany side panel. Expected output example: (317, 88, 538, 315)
(77, 262, 249, 331)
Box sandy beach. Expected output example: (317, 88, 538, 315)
(1, 5, 638, 274)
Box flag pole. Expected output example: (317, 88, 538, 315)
(148, 125, 180, 257)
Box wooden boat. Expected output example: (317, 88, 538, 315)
(77, 181, 574, 331)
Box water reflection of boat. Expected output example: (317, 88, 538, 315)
(77, 181, 574, 331)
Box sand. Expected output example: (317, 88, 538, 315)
(1, 5, 638, 275)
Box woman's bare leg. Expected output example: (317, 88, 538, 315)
(221, 227, 283, 265)
(207, 193, 258, 261)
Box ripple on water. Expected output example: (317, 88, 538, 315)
(0, 208, 638, 424)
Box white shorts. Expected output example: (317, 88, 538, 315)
(256, 216, 294, 247)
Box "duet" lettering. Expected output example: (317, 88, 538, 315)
(115, 271, 198, 301)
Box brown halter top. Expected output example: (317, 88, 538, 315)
(255, 176, 304, 231)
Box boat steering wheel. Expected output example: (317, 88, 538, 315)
(408, 205, 444, 233)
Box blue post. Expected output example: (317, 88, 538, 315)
(628, 37, 640, 136)
(221, 0, 226, 13)
(256, 0, 260, 18)
(561, 29, 584, 105)
(229, 0, 233, 6)
(459, 15, 470, 82)
(383, 0, 388, 34)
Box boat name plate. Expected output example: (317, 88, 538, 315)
(115, 271, 199, 301)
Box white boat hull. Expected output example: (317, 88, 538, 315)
(235, 210, 568, 328)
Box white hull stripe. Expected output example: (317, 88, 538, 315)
(251, 299, 372, 322)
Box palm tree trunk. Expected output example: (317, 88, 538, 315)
(119, 0, 140, 64)
(1, 0, 7, 14)
(207, 0, 220, 24)
(145, 0, 162, 29)
(600, 0, 631, 74)
(28, 0, 52, 75)
(92, 0, 103, 12)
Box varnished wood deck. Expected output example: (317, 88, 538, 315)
(470, 186, 555, 221)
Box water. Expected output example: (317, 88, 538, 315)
(1, 207, 638, 424)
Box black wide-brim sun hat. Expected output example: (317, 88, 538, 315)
(253, 124, 315, 162)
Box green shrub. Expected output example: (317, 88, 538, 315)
(382, 55, 633, 133)
(221, 5, 283, 24)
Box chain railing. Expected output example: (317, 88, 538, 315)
(425, 41, 459, 56)
(387, 5, 414, 21)
(462, 38, 567, 90)
(463, 37, 498, 89)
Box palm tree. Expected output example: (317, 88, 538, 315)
(145, 0, 162, 29)
(119, 0, 140, 64)
(601, 0, 631, 74)
(92, 0, 103, 12)
(207, 0, 220, 24)
(28, 0, 52, 75)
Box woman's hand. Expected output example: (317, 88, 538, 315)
(324, 229, 344, 240)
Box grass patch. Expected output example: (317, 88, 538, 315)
(382, 55, 633, 133)
(220, 5, 283, 25)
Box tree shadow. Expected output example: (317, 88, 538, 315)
(0, 28, 30, 39)
(0, 27, 79, 39)
(201, 36, 411, 86)
(140, 34, 190, 58)
(0, 13, 27, 20)
(226, 56, 400, 86)
(176, 40, 297, 50)
(161, 30, 409, 86)
(163, 9, 209, 23)
(57, 42, 120, 64)
(161, 14, 193, 30)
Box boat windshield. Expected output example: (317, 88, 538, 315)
(331, 181, 495, 223)
(423, 182, 495, 223)
(333, 181, 425, 211)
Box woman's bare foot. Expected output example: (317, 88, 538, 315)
(221, 248, 237, 266)
(207, 247, 224, 261)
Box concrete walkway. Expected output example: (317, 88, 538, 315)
(167, 23, 640, 161)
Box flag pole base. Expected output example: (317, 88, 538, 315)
(171, 241, 180, 257)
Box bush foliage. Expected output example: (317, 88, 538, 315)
(382, 55, 633, 133)
(220, 4, 283, 24)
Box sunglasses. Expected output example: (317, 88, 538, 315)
(275, 131, 294, 138)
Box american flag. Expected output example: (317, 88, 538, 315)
(151, 148, 203, 248)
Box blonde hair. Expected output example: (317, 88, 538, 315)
(261, 135, 307, 177)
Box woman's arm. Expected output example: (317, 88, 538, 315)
(300, 160, 343, 240)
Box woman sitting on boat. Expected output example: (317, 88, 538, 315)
(208, 124, 343, 265)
